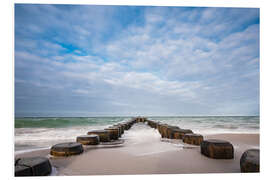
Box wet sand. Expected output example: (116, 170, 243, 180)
(15, 123, 259, 175)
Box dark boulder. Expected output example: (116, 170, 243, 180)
(135, 117, 147, 123)
(183, 133, 203, 145)
(15, 157, 52, 176)
(104, 127, 119, 140)
(240, 149, 260, 172)
(173, 129, 193, 139)
(147, 120, 158, 129)
(166, 126, 180, 139)
(111, 125, 122, 137)
(122, 123, 129, 130)
(87, 130, 110, 142)
(114, 124, 124, 134)
(200, 139, 234, 159)
(160, 124, 169, 138)
(50, 142, 84, 157)
(76, 135, 100, 145)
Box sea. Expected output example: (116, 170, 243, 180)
(14, 116, 259, 153)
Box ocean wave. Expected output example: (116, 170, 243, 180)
(246, 125, 260, 129)
(15, 117, 127, 128)
(212, 124, 239, 129)
(15, 116, 260, 152)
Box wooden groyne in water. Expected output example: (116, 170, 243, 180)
(15, 116, 259, 176)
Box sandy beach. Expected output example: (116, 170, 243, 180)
(15, 123, 259, 175)
(11, 3, 262, 179)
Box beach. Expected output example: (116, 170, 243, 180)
(15, 116, 259, 152)
(12, 3, 261, 178)
(15, 122, 259, 175)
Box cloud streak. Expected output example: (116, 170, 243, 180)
(15, 5, 259, 116)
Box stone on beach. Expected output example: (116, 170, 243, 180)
(135, 117, 147, 123)
(147, 120, 158, 129)
(122, 123, 129, 130)
(166, 126, 181, 139)
(240, 149, 260, 173)
(200, 139, 234, 159)
(115, 124, 124, 134)
(50, 142, 84, 157)
(157, 123, 166, 133)
(76, 135, 100, 145)
(15, 118, 260, 175)
(157, 123, 163, 134)
(159, 125, 180, 139)
(183, 133, 203, 145)
(87, 130, 110, 142)
(119, 123, 126, 133)
(159, 124, 169, 138)
(15, 165, 32, 176)
(125, 120, 134, 129)
(111, 125, 122, 137)
(104, 127, 120, 140)
(15, 157, 52, 176)
(173, 129, 193, 139)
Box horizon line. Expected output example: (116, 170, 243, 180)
(15, 115, 260, 118)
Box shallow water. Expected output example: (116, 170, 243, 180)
(15, 116, 259, 152)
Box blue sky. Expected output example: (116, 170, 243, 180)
(15, 4, 259, 117)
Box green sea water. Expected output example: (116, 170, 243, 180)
(15, 117, 128, 128)
(15, 116, 259, 152)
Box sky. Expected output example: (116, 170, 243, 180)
(14, 4, 260, 117)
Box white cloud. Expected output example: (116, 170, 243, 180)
(72, 89, 89, 95)
(15, 6, 259, 116)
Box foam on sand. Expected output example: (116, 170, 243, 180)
(15, 122, 259, 175)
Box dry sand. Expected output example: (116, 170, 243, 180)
(15, 123, 259, 175)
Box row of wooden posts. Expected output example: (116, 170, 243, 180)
(15, 118, 138, 176)
(50, 118, 138, 157)
(145, 118, 203, 145)
(15, 117, 259, 176)
(54, 116, 259, 173)
(144, 117, 259, 173)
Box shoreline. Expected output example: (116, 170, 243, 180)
(15, 126, 259, 175)
(15, 115, 260, 118)
(15, 132, 259, 154)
